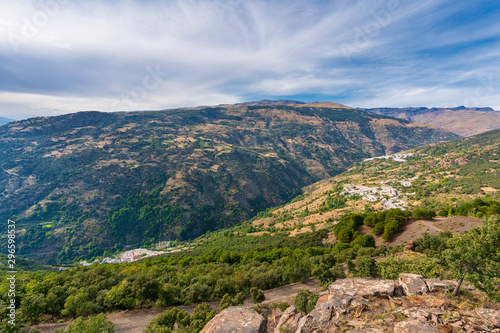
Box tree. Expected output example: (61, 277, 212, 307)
(443, 215, 500, 300)
(61, 292, 92, 319)
(57, 313, 114, 333)
(250, 287, 265, 305)
(294, 289, 319, 314)
(21, 293, 46, 325)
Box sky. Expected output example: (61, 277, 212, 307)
(0, 0, 500, 120)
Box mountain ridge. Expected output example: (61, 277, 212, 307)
(0, 103, 459, 263)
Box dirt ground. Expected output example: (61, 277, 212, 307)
(372, 216, 483, 247)
(26, 279, 320, 333)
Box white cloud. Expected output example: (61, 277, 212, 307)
(0, 0, 499, 118)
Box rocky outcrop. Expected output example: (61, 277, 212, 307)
(274, 305, 302, 333)
(201, 276, 500, 333)
(200, 306, 266, 333)
(328, 277, 395, 297)
(399, 274, 429, 295)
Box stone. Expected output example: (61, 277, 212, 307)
(410, 295, 449, 308)
(404, 241, 415, 252)
(425, 279, 456, 292)
(394, 319, 441, 332)
(399, 274, 429, 295)
(274, 305, 302, 333)
(201, 306, 266, 333)
(400, 307, 431, 319)
(476, 308, 500, 327)
(328, 278, 395, 298)
(296, 315, 314, 333)
(348, 329, 385, 333)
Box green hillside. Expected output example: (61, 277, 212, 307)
(0, 104, 458, 263)
(249, 128, 500, 236)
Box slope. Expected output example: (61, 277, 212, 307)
(250, 128, 500, 235)
(364, 106, 500, 137)
(0, 103, 458, 263)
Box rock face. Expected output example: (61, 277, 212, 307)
(328, 278, 395, 297)
(200, 306, 266, 333)
(201, 276, 500, 333)
(399, 274, 429, 295)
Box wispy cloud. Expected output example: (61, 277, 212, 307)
(0, 0, 499, 119)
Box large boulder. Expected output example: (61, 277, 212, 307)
(399, 274, 428, 295)
(328, 278, 395, 297)
(201, 306, 266, 333)
(394, 319, 440, 332)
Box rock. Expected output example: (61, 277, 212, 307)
(410, 295, 449, 308)
(328, 278, 395, 297)
(348, 329, 385, 333)
(270, 308, 283, 326)
(296, 315, 314, 333)
(404, 241, 415, 252)
(201, 306, 266, 333)
(328, 294, 354, 308)
(399, 274, 429, 295)
(274, 305, 302, 333)
(400, 307, 431, 319)
(476, 308, 500, 327)
(425, 279, 456, 292)
(394, 319, 440, 332)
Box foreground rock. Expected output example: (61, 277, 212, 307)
(200, 306, 266, 333)
(328, 277, 395, 297)
(201, 276, 500, 333)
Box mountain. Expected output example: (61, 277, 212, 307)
(364, 106, 500, 137)
(250, 128, 500, 238)
(0, 117, 14, 126)
(0, 103, 458, 263)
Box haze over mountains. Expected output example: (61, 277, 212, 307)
(0, 102, 458, 263)
(365, 106, 500, 137)
(0, 117, 14, 126)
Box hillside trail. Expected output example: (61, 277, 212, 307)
(27, 278, 320, 333)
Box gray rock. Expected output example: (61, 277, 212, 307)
(328, 278, 395, 297)
(274, 305, 302, 333)
(424, 279, 456, 292)
(394, 319, 440, 332)
(476, 308, 500, 327)
(295, 315, 314, 333)
(399, 274, 429, 295)
(348, 328, 385, 333)
(201, 306, 266, 333)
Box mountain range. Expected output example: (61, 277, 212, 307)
(0, 102, 458, 263)
(364, 106, 500, 137)
(0, 117, 14, 126)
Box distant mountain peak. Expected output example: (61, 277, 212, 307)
(233, 99, 306, 106)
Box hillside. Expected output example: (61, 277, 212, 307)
(249, 128, 500, 237)
(0, 104, 458, 264)
(364, 106, 500, 137)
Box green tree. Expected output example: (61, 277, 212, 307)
(294, 289, 319, 314)
(58, 313, 114, 333)
(250, 287, 265, 305)
(443, 215, 500, 299)
(61, 292, 92, 319)
(21, 293, 46, 325)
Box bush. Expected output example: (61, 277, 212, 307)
(377, 254, 443, 279)
(294, 289, 319, 314)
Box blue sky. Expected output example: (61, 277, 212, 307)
(0, 0, 500, 119)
